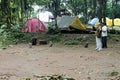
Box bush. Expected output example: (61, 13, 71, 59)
(0, 23, 31, 47)
(109, 29, 120, 34)
(0, 31, 14, 46)
(109, 71, 119, 76)
(64, 40, 79, 45)
(48, 34, 62, 43)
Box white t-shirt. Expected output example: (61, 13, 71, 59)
(102, 26, 107, 37)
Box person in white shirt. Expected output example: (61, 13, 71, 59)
(101, 23, 108, 48)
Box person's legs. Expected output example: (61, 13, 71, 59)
(102, 37, 105, 48)
(98, 38, 102, 51)
(96, 36, 99, 50)
(104, 36, 107, 48)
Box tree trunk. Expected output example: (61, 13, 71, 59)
(102, 0, 107, 23)
(1, 0, 11, 29)
(92, 0, 97, 18)
(84, 0, 88, 24)
(112, 0, 115, 29)
(97, 0, 103, 23)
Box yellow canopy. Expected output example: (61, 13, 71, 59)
(99, 17, 120, 26)
(114, 18, 120, 26)
(106, 17, 112, 26)
(95, 22, 100, 27)
(70, 17, 86, 30)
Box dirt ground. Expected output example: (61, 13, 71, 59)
(0, 36, 120, 80)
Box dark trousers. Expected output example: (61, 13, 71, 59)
(102, 36, 107, 48)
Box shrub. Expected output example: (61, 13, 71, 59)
(64, 40, 79, 45)
(109, 71, 119, 76)
(0, 23, 31, 47)
(48, 34, 62, 43)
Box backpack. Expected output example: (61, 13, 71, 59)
(96, 29, 101, 38)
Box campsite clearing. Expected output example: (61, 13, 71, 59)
(0, 34, 120, 80)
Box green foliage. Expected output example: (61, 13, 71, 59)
(46, 22, 56, 34)
(112, 5, 120, 18)
(67, 0, 84, 16)
(48, 34, 62, 43)
(64, 40, 79, 45)
(0, 23, 31, 47)
(20, 77, 30, 80)
(107, 1, 120, 18)
(0, 30, 14, 47)
(76, 36, 83, 41)
(29, 0, 50, 6)
(80, 16, 86, 24)
(108, 29, 120, 34)
(107, 34, 120, 43)
(10, 23, 31, 41)
(61, 34, 91, 46)
(21, 74, 75, 80)
(0, 30, 31, 47)
(109, 71, 119, 76)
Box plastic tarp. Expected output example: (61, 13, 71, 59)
(106, 17, 112, 26)
(114, 18, 120, 26)
(57, 16, 86, 30)
(22, 18, 46, 33)
(91, 17, 113, 27)
(89, 17, 120, 27)
(70, 17, 86, 30)
(88, 18, 99, 25)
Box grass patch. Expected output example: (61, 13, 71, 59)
(32, 74, 75, 80)
(109, 71, 119, 76)
(48, 34, 62, 43)
(64, 40, 79, 45)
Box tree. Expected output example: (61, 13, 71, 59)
(67, 0, 84, 16)
(97, 0, 107, 23)
(49, 0, 61, 30)
(92, 0, 97, 18)
(0, 0, 120, 28)
(83, 0, 88, 23)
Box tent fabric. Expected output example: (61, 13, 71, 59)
(114, 18, 120, 26)
(101, 17, 112, 26)
(88, 17, 120, 27)
(57, 16, 74, 28)
(106, 17, 112, 26)
(95, 22, 100, 27)
(22, 18, 46, 33)
(90, 17, 112, 27)
(57, 16, 86, 30)
(70, 17, 86, 30)
(88, 18, 99, 26)
(88, 17, 112, 27)
(104, 18, 120, 26)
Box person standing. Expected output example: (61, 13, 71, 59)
(95, 24, 102, 51)
(101, 23, 108, 48)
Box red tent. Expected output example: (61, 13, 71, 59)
(22, 18, 46, 33)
